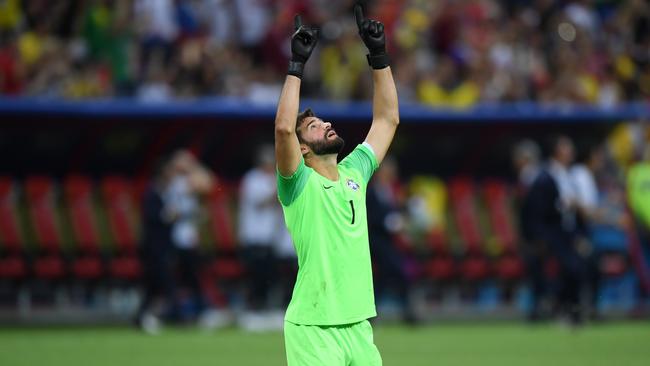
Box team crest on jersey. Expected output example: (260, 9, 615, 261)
(346, 179, 360, 191)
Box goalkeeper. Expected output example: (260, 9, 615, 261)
(274, 4, 399, 365)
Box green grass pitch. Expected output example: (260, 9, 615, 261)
(1, 322, 649, 366)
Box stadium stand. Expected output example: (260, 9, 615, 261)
(25, 176, 66, 281)
(0, 177, 27, 281)
(449, 178, 491, 283)
(101, 176, 141, 281)
(64, 175, 104, 280)
(482, 179, 524, 281)
(409, 177, 456, 282)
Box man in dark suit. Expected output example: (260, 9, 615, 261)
(513, 140, 547, 321)
(521, 136, 585, 325)
(134, 157, 177, 333)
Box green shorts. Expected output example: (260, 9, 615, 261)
(284, 320, 382, 366)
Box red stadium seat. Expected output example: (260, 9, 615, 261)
(424, 256, 456, 281)
(0, 178, 24, 251)
(101, 176, 141, 280)
(483, 180, 517, 253)
(0, 177, 27, 279)
(64, 176, 101, 251)
(101, 176, 138, 254)
(208, 183, 237, 253)
(494, 255, 524, 280)
(25, 177, 61, 252)
(483, 179, 524, 281)
(209, 257, 246, 280)
(459, 256, 491, 282)
(25, 176, 66, 280)
(449, 178, 483, 255)
(424, 228, 456, 281)
(408, 176, 456, 281)
(449, 178, 490, 281)
(64, 175, 104, 279)
(0, 256, 27, 279)
(207, 182, 244, 280)
(109, 256, 141, 280)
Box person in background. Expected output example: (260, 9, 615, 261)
(513, 140, 542, 189)
(166, 149, 215, 323)
(366, 156, 415, 324)
(134, 156, 176, 334)
(238, 144, 294, 331)
(627, 145, 650, 294)
(571, 144, 607, 319)
(544, 136, 585, 325)
(512, 139, 548, 321)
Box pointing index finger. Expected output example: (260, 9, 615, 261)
(294, 14, 302, 31)
(354, 4, 364, 29)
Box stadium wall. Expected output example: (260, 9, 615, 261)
(0, 98, 647, 179)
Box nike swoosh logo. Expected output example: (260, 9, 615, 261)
(323, 185, 334, 190)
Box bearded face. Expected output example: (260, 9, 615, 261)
(306, 134, 345, 155)
(297, 115, 345, 156)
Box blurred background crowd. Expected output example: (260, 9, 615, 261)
(1, 0, 649, 106)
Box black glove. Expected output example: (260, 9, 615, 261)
(288, 15, 319, 79)
(354, 3, 389, 69)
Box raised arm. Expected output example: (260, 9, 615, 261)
(275, 15, 319, 176)
(355, 4, 399, 164)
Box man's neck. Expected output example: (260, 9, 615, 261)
(306, 153, 339, 181)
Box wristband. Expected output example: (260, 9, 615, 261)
(288, 61, 305, 79)
(366, 53, 390, 69)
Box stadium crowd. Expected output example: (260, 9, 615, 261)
(0, 0, 649, 106)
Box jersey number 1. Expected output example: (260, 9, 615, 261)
(349, 200, 355, 225)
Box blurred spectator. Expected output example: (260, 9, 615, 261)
(136, 55, 174, 102)
(238, 145, 293, 314)
(572, 144, 604, 224)
(516, 136, 587, 324)
(0, 35, 24, 95)
(367, 156, 416, 323)
(571, 144, 606, 319)
(417, 56, 480, 109)
(545, 135, 586, 325)
(166, 149, 215, 322)
(513, 139, 542, 188)
(134, 0, 177, 70)
(135, 156, 176, 334)
(319, 24, 366, 100)
(0, 0, 22, 32)
(513, 139, 548, 321)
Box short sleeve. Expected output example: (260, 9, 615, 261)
(339, 143, 379, 183)
(277, 158, 312, 206)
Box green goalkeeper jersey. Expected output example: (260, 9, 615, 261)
(277, 143, 379, 325)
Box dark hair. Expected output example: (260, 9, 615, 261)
(546, 134, 570, 157)
(570, 139, 592, 164)
(296, 108, 315, 143)
(152, 152, 173, 180)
